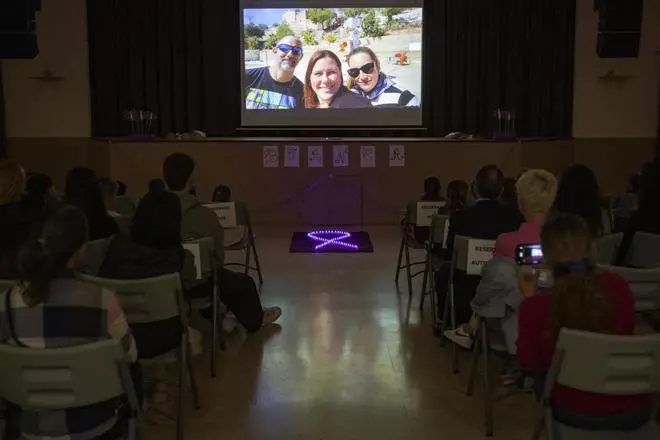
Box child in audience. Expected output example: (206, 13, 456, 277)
(553, 164, 606, 238)
(163, 153, 281, 330)
(0, 160, 34, 279)
(0, 206, 140, 440)
(212, 184, 246, 247)
(517, 213, 651, 430)
(65, 167, 119, 240)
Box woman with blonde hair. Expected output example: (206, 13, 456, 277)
(494, 169, 557, 258)
(0, 160, 32, 278)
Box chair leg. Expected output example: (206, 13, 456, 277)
(438, 282, 451, 347)
(544, 407, 555, 440)
(404, 242, 413, 297)
(450, 284, 459, 374)
(419, 252, 430, 310)
(466, 321, 481, 396)
(177, 336, 186, 440)
(429, 264, 437, 327)
(244, 244, 251, 276)
(251, 238, 264, 285)
(395, 236, 405, 283)
(530, 414, 544, 440)
(185, 334, 201, 410)
(481, 321, 493, 437)
(211, 286, 218, 378)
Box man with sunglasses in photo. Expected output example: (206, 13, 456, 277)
(245, 36, 305, 110)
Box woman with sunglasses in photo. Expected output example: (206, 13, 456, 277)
(347, 47, 419, 108)
(303, 50, 372, 109)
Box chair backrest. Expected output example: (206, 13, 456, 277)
(0, 279, 18, 294)
(595, 233, 622, 265)
(115, 196, 136, 218)
(598, 265, 660, 312)
(81, 238, 112, 275)
(414, 201, 447, 227)
(77, 272, 185, 324)
(0, 340, 136, 410)
(551, 329, 660, 396)
(453, 235, 496, 275)
(114, 215, 132, 235)
(626, 232, 660, 268)
(203, 202, 251, 228)
(182, 237, 215, 280)
(428, 214, 449, 247)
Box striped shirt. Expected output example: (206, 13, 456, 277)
(0, 278, 137, 440)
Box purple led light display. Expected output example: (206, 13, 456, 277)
(307, 230, 359, 251)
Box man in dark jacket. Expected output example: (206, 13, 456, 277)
(437, 165, 523, 326)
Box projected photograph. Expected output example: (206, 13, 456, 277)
(243, 7, 422, 110)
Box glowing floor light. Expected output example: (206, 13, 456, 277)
(307, 230, 359, 251)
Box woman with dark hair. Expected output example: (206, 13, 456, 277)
(553, 164, 605, 237)
(421, 176, 444, 202)
(346, 46, 419, 107)
(444, 179, 469, 215)
(212, 184, 232, 203)
(0, 206, 139, 440)
(614, 161, 660, 266)
(99, 191, 194, 357)
(517, 213, 651, 431)
(64, 167, 119, 240)
(303, 50, 371, 109)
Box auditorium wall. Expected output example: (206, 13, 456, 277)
(1, 0, 658, 225)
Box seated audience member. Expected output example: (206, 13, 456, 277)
(437, 165, 523, 324)
(445, 169, 557, 348)
(0, 161, 33, 279)
(212, 184, 246, 247)
(614, 161, 660, 266)
(553, 164, 606, 238)
(99, 178, 120, 217)
(421, 176, 444, 202)
(501, 177, 518, 212)
(65, 167, 119, 240)
(116, 181, 127, 197)
(517, 213, 651, 430)
(163, 153, 281, 331)
(99, 191, 194, 357)
(0, 206, 140, 440)
(494, 169, 557, 258)
(148, 178, 166, 194)
(409, 177, 446, 243)
(442, 179, 469, 215)
(24, 173, 58, 220)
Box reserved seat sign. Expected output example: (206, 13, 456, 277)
(416, 201, 447, 227)
(204, 202, 237, 228)
(466, 239, 496, 275)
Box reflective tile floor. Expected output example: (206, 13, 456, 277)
(143, 227, 535, 439)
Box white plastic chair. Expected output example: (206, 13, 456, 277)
(0, 340, 139, 440)
(532, 329, 660, 440)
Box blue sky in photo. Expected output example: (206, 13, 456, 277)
(244, 9, 300, 27)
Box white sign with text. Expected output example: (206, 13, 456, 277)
(466, 239, 496, 275)
(203, 202, 237, 228)
(416, 201, 446, 227)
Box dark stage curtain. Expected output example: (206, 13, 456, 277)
(0, 65, 7, 158)
(87, 0, 239, 137)
(88, 0, 575, 138)
(426, 0, 576, 138)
